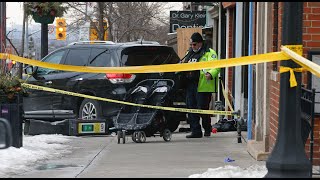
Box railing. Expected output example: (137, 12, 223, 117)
(301, 86, 319, 176)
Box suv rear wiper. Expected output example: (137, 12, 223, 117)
(89, 49, 108, 64)
(162, 54, 172, 64)
(150, 54, 171, 65)
(150, 55, 160, 65)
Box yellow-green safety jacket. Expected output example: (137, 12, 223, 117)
(197, 48, 220, 92)
(183, 47, 220, 93)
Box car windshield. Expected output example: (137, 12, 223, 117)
(120, 46, 180, 66)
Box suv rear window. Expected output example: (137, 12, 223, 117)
(120, 46, 180, 66)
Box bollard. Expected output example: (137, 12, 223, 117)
(236, 118, 243, 143)
(233, 110, 242, 143)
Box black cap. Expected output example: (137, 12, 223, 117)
(190, 32, 203, 43)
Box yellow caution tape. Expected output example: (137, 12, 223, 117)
(279, 66, 304, 88)
(0, 45, 307, 119)
(284, 45, 303, 56)
(21, 83, 236, 116)
(281, 45, 320, 78)
(0, 51, 290, 74)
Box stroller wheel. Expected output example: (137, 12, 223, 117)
(132, 131, 139, 143)
(138, 131, 146, 143)
(162, 129, 172, 142)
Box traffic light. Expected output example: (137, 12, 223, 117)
(90, 20, 108, 41)
(56, 18, 66, 40)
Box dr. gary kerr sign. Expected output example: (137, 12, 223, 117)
(170, 11, 206, 33)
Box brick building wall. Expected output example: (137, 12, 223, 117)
(268, 2, 283, 153)
(268, 2, 320, 165)
(227, 8, 234, 111)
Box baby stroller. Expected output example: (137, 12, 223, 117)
(113, 79, 175, 144)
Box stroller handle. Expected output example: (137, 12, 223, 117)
(122, 79, 175, 101)
(135, 79, 175, 89)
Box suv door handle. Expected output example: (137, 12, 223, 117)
(45, 81, 52, 85)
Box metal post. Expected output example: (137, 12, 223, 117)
(0, 2, 6, 74)
(264, 2, 312, 178)
(247, 2, 254, 140)
(310, 89, 315, 176)
(0, 2, 3, 53)
(25, 15, 29, 58)
(41, 23, 48, 58)
(236, 118, 242, 143)
(18, 2, 26, 79)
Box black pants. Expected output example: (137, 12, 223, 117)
(186, 82, 212, 135)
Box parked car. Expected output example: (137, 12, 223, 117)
(0, 118, 12, 149)
(23, 41, 187, 132)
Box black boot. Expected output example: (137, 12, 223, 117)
(186, 133, 203, 138)
(204, 131, 211, 137)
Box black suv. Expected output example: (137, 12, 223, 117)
(23, 41, 186, 132)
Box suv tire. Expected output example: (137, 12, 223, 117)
(79, 99, 103, 120)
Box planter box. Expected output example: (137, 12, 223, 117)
(0, 95, 23, 148)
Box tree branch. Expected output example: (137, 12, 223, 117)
(5, 35, 20, 56)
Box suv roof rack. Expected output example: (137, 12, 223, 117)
(125, 41, 160, 45)
(68, 41, 116, 46)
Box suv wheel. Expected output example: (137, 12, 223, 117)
(79, 99, 102, 120)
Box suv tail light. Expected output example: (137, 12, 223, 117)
(105, 73, 136, 84)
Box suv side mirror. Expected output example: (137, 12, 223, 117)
(24, 66, 34, 75)
(0, 118, 12, 149)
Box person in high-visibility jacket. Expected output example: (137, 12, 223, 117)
(180, 32, 220, 138)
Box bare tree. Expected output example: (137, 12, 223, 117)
(66, 2, 112, 41)
(65, 2, 172, 44)
(112, 2, 169, 43)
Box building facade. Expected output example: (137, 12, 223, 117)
(217, 2, 320, 166)
(168, 3, 320, 166)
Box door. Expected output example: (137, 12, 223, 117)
(50, 48, 92, 118)
(23, 49, 67, 120)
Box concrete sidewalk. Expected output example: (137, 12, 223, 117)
(12, 128, 265, 178)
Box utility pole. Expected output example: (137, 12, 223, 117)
(0, 2, 6, 74)
(41, 23, 48, 59)
(264, 2, 311, 178)
(18, 2, 26, 79)
(25, 14, 29, 58)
